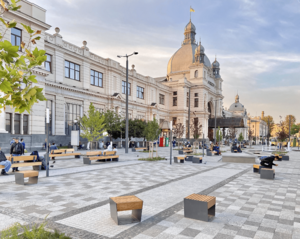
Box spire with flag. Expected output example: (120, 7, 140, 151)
(190, 6, 195, 20)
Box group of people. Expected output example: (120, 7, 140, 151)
(232, 144, 242, 153)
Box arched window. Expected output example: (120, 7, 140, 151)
(194, 70, 198, 78)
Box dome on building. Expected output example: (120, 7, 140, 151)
(184, 21, 196, 32)
(228, 94, 245, 112)
(196, 42, 205, 54)
(167, 44, 211, 75)
(212, 58, 220, 68)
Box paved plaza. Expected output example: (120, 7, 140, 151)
(0, 146, 300, 239)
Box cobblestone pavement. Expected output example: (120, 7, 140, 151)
(0, 146, 299, 239)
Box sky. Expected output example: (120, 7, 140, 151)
(30, 0, 300, 123)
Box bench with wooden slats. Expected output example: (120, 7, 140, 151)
(132, 147, 147, 152)
(15, 170, 39, 185)
(0, 155, 42, 173)
(174, 156, 186, 163)
(85, 151, 103, 156)
(110, 195, 143, 225)
(253, 164, 260, 173)
(83, 151, 119, 165)
(49, 149, 81, 159)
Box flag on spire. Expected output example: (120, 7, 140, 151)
(190, 7, 195, 12)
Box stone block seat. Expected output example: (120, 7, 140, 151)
(15, 170, 39, 185)
(109, 195, 143, 225)
(184, 194, 216, 222)
(222, 153, 256, 164)
(192, 157, 203, 164)
(253, 164, 260, 173)
(260, 168, 275, 180)
(174, 156, 186, 163)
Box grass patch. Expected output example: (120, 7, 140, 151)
(191, 153, 206, 156)
(58, 146, 69, 149)
(138, 157, 165, 161)
(1, 220, 71, 239)
(273, 151, 288, 155)
(141, 150, 157, 153)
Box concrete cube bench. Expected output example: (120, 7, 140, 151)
(260, 168, 275, 180)
(174, 156, 186, 163)
(192, 157, 203, 164)
(184, 194, 216, 221)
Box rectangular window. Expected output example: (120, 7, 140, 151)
(65, 60, 80, 81)
(5, 113, 11, 133)
(45, 54, 52, 72)
(90, 70, 103, 87)
(11, 28, 22, 51)
(172, 117, 177, 125)
(65, 103, 81, 135)
(173, 97, 177, 106)
(137, 86, 144, 99)
(195, 93, 198, 97)
(14, 114, 20, 134)
(173, 91, 177, 96)
(122, 81, 131, 95)
(159, 94, 165, 105)
(194, 98, 199, 107)
(23, 115, 29, 135)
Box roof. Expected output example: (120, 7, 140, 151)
(208, 117, 245, 128)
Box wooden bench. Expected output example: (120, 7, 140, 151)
(83, 151, 119, 165)
(0, 156, 42, 172)
(179, 149, 193, 155)
(85, 151, 103, 156)
(184, 194, 216, 221)
(49, 149, 81, 159)
(109, 195, 143, 225)
(174, 156, 186, 163)
(253, 164, 260, 173)
(15, 170, 39, 185)
(132, 147, 147, 152)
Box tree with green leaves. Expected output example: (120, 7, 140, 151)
(276, 116, 289, 144)
(238, 132, 244, 142)
(284, 115, 296, 134)
(144, 118, 161, 158)
(262, 115, 275, 139)
(79, 103, 106, 150)
(103, 109, 122, 142)
(291, 124, 300, 135)
(0, 0, 46, 113)
(216, 126, 223, 151)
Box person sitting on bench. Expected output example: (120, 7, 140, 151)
(213, 142, 221, 155)
(260, 155, 279, 169)
(0, 147, 11, 175)
(237, 145, 242, 153)
(232, 144, 238, 152)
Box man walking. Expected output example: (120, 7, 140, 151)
(10, 137, 24, 172)
(0, 147, 11, 175)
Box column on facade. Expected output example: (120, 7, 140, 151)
(28, 115, 32, 135)
(55, 50, 65, 84)
(20, 114, 24, 134)
(82, 62, 90, 90)
(55, 95, 65, 135)
(11, 113, 15, 134)
(0, 92, 7, 133)
(52, 100, 56, 135)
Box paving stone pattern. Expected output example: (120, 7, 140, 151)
(0, 146, 299, 239)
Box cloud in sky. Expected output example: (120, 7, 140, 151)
(30, 0, 300, 123)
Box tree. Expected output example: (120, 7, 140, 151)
(284, 115, 296, 134)
(291, 124, 300, 135)
(173, 122, 185, 149)
(79, 103, 106, 150)
(0, 0, 47, 113)
(262, 115, 275, 138)
(238, 132, 244, 142)
(248, 127, 254, 148)
(216, 126, 223, 150)
(103, 109, 122, 142)
(144, 118, 161, 158)
(190, 120, 202, 140)
(276, 116, 289, 143)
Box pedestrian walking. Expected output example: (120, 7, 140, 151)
(10, 137, 24, 172)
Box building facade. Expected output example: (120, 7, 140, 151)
(0, 1, 224, 151)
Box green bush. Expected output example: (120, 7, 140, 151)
(138, 157, 165, 161)
(1, 221, 71, 239)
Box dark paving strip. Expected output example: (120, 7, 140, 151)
(113, 166, 252, 239)
(50, 164, 224, 222)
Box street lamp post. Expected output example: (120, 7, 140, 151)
(213, 99, 222, 144)
(170, 121, 172, 165)
(187, 88, 191, 139)
(117, 52, 138, 154)
(46, 107, 50, 177)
